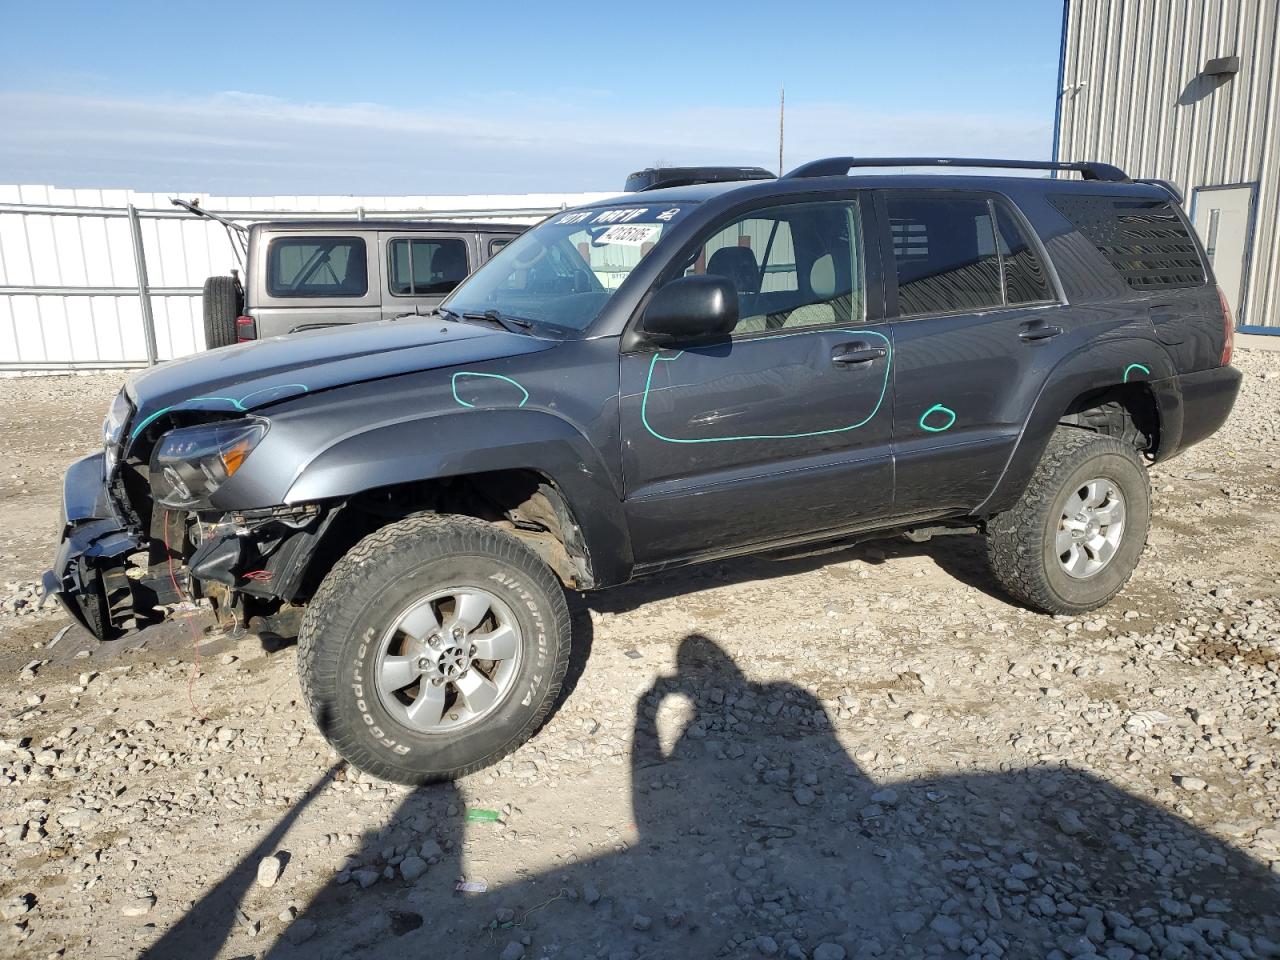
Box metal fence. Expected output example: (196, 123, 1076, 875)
(0, 185, 611, 372)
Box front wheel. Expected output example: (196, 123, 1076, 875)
(986, 427, 1150, 615)
(297, 514, 571, 784)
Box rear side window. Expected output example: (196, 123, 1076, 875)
(388, 238, 470, 296)
(266, 236, 367, 298)
(887, 196, 1002, 315)
(489, 237, 512, 256)
(887, 195, 1056, 316)
(1050, 195, 1206, 290)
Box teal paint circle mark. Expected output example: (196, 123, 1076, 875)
(1123, 363, 1151, 383)
(919, 403, 957, 433)
(451, 372, 530, 409)
(640, 328, 892, 443)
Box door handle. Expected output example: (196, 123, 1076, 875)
(1018, 323, 1064, 342)
(831, 344, 887, 365)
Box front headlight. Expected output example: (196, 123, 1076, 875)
(150, 419, 267, 509)
(102, 390, 131, 473)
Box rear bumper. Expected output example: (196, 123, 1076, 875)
(42, 453, 166, 641)
(1170, 364, 1242, 453)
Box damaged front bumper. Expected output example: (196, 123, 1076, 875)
(41, 453, 178, 641)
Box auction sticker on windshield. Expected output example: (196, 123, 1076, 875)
(597, 223, 661, 246)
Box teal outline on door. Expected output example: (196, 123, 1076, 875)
(640, 328, 892, 443)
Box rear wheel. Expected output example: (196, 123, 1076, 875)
(297, 514, 571, 784)
(202, 275, 242, 349)
(986, 428, 1150, 614)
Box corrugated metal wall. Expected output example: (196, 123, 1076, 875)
(0, 185, 612, 370)
(1056, 0, 1279, 328)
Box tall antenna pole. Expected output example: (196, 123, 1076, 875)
(777, 84, 785, 175)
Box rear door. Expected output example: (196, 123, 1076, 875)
(378, 232, 474, 319)
(879, 190, 1064, 515)
(619, 195, 896, 565)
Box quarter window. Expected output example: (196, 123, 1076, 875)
(995, 204, 1055, 304)
(388, 238, 470, 296)
(1049, 194, 1205, 289)
(266, 237, 367, 298)
(683, 201, 865, 335)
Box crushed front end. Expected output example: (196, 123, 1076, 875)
(43, 388, 326, 641)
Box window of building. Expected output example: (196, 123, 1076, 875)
(388, 238, 470, 296)
(266, 237, 368, 298)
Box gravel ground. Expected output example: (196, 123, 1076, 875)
(1, 352, 1278, 960)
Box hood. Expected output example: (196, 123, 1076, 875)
(124, 317, 555, 444)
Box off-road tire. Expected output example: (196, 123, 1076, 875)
(297, 514, 571, 785)
(202, 275, 242, 349)
(986, 427, 1150, 615)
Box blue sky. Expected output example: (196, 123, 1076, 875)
(0, 0, 1065, 196)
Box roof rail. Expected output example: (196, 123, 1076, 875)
(782, 157, 1131, 183)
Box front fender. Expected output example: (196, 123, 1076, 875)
(977, 336, 1180, 516)
(282, 408, 632, 586)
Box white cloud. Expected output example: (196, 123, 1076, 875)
(0, 90, 1052, 195)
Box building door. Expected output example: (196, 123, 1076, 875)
(1191, 185, 1255, 324)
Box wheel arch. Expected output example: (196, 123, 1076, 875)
(978, 337, 1181, 517)
(281, 408, 632, 590)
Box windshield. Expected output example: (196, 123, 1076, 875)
(443, 203, 693, 332)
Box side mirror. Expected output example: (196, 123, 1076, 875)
(641, 275, 738, 346)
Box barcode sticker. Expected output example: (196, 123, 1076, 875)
(597, 223, 661, 246)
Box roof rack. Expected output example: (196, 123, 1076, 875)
(782, 157, 1131, 183)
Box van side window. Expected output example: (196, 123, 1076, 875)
(388, 239, 470, 296)
(489, 237, 512, 256)
(994, 203, 1055, 304)
(887, 197, 1002, 316)
(267, 237, 367, 298)
(683, 201, 865, 336)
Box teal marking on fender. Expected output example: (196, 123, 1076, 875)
(1123, 363, 1151, 383)
(129, 383, 309, 439)
(641, 328, 891, 443)
(451, 372, 530, 409)
(919, 403, 957, 433)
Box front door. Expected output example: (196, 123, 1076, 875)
(1191, 185, 1254, 323)
(619, 197, 894, 565)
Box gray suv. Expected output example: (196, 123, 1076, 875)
(202, 220, 525, 347)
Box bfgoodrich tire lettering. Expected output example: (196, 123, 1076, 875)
(986, 427, 1150, 615)
(297, 514, 571, 785)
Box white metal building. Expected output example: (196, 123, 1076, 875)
(1054, 0, 1279, 332)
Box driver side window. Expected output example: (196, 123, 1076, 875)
(684, 201, 864, 335)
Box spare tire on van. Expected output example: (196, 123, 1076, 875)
(202, 275, 243, 349)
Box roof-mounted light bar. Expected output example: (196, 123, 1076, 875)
(783, 157, 1131, 183)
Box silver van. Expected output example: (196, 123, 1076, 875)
(202, 219, 525, 347)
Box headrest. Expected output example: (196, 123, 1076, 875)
(809, 254, 836, 299)
(706, 246, 760, 294)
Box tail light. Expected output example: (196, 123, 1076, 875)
(236, 315, 258, 342)
(1216, 287, 1234, 366)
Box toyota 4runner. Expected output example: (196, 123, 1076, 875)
(46, 157, 1240, 784)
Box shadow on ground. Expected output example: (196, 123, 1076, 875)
(141, 632, 1280, 960)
